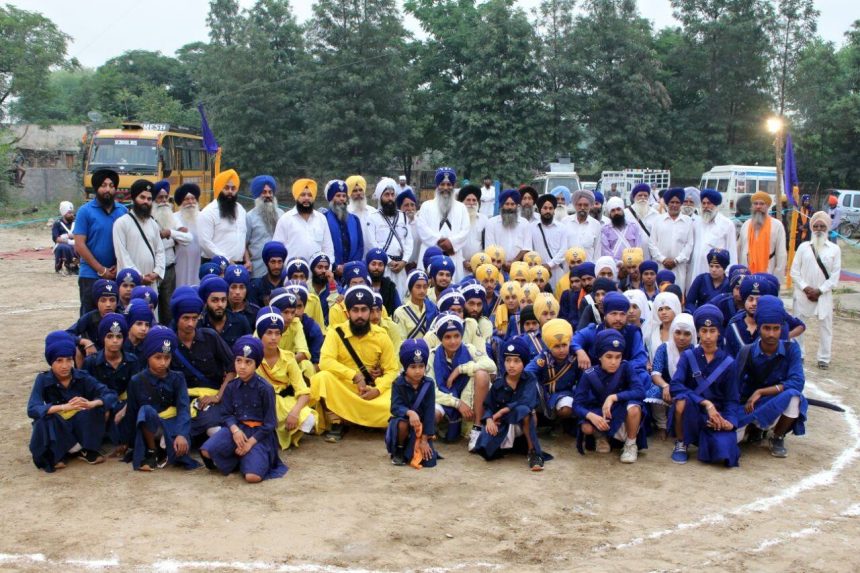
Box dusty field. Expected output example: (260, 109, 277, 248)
(1, 225, 859, 572)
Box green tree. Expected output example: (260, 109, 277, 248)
(12, 69, 94, 123)
(772, 0, 819, 115)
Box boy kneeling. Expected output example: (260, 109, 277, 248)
(386, 339, 438, 468)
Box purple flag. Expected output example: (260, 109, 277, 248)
(198, 103, 219, 155)
(783, 133, 798, 207)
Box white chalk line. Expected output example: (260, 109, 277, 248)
(749, 502, 860, 553)
(606, 376, 860, 552)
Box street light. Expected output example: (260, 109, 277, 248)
(766, 116, 784, 135)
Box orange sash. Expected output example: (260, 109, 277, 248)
(747, 217, 772, 273)
(242, 420, 263, 428)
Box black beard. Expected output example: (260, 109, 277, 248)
(97, 192, 114, 208)
(369, 269, 384, 282)
(540, 212, 554, 224)
(217, 193, 238, 220)
(350, 318, 370, 336)
(133, 202, 151, 218)
(209, 307, 225, 320)
(381, 200, 397, 217)
(610, 213, 626, 227)
(311, 272, 327, 286)
(297, 201, 314, 214)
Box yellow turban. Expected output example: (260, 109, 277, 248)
(485, 244, 506, 263)
(541, 317, 572, 348)
(529, 265, 549, 284)
(751, 190, 772, 206)
(510, 261, 530, 282)
(554, 275, 571, 300)
(533, 293, 559, 323)
(213, 169, 240, 196)
(523, 251, 542, 267)
(476, 263, 500, 282)
(521, 282, 540, 305)
(496, 281, 523, 334)
(565, 247, 587, 267)
(470, 252, 491, 272)
(622, 247, 644, 267)
(292, 178, 318, 201)
(345, 175, 367, 193)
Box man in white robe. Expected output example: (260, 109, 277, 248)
(531, 194, 570, 289)
(626, 183, 660, 248)
(172, 183, 202, 287)
(648, 187, 694, 288)
(484, 188, 533, 272)
(564, 189, 603, 261)
(457, 184, 488, 272)
(346, 175, 377, 259)
(415, 167, 471, 282)
(690, 189, 738, 284)
(479, 175, 496, 218)
(369, 177, 413, 295)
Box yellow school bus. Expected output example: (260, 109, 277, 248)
(82, 122, 221, 205)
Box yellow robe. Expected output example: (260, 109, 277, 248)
(305, 292, 326, 334)
(257, 348, 317, 448)
(379, 316, 402, 355)
(310, 322, 398, 429)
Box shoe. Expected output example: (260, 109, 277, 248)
(156, 446, 168, 469)
(595, 436, 611, 454)
(528, 450, 544, 471)
(139, 449, 157, 471)
(671, 441, 688, 464)
(323, 423, 344, 443)
(391, 447, 406, 466)
(745, 426, 765, 444)
(77, 448, 105, 465)
(769, 436, 788, 458)
(818, 361, 829, 370)
(620, 443, 638, 463)
(202, 456, 216, 470)
(468, 426, 481, 452)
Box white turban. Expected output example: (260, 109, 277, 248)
(606, 196, 625, 212)
(59, 201, 74, 217)
(374, 177, 398, 201)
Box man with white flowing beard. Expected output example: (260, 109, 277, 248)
(690, 189, 738, 281)
(346, 175, 377, 259)
(246, 175, 284, 279)
(738, 191, 787, 282)
(626, 183, 659, 245)
(682, 187, 700, 221)
(790, 211, 841, 369)
(549, 185, 572, 223)
(415, 167, 470, 282)
(369, 177, 413, 295)
(172, 183, 202, 287)
(152, 181, 192, 323)
(563, 189, 602, 261)
(484, 188, 533, 271)
(457, 184, 488, 271)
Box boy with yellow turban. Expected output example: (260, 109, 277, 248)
(525, 318, 578, 423)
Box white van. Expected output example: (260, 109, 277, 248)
(530, 157, 581, 195)
(699, 165, 777, 216)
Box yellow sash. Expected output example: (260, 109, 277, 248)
(188, 387, 219, 418)
(58, 409, 78, 420)
(159, 407, 177, 420)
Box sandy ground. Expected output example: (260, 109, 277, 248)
(1, 225, 860, 572)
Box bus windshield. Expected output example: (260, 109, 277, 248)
(88, 138, 158, 172)
(547, 176, 581, 192)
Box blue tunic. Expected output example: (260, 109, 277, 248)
(83, 349, 141, 443)
(385, 375, 438, 467)
(201, 374, 287, 480)
(572, 323, 651, 392)
(686, 273, 730, 312)
(472, 372, 546, 460)
(525, 350, 579, 418)
(199, 309, 252, 347)
(559, 290, 580, 325)
(669, 347, 741, 467)
(300, 314, 324, 364)
(725, 311, 805, 357)
(325, 209, 364, 267)
(513, 331, 547, 365)
(27, 369, 118, 472)
(250, 276, 282, 308)
(646, 343, 671, 403)
(66, 310, 104, 349)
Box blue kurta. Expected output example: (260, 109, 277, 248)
(325, 209, 364, 267)
(199, 309, 252, 347)
(250, 276, 283, 308)
(572, 323, 651, 392)
(559, 289, 580, 325)
(573, 362, 647, 453)
(83, 349, 141, 443)
(525, 350, 579, 418)
(686, 273, 730, 312)
(66, 310, 105, 349)
(300, 314, 324, 364)
(725, 311, 805, 357)
(669, 347, 741, 467)
(472, 372, 546, 460)
(385, 375, 438, 467)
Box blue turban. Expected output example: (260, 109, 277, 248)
(408, 270, 429, 292)
(694, 304, 724, 332)
(365, 248, 388, 266)
(152, 180, 170, 196)
(550, 186, 572, 204)
(262, 241, 288, 264)
(639, 260, 659, 274)
(170, 293, 204, 318)
(131, 285, 158, 307)
(730, 268, 750, 289)
(422, 246, 444, 270)
(250, 175, 276, 199)
(232, 335, 264, 367)
(400, 338, 430, 369)
(438, 288, 465, 312)
(428, 255, 454, 278)
(755, 295, 786, 326)
(98, 313, 128, 342)
(663, 187, 685, 205)
(461, 282, 486, 302)
(172, 285, 197, 300)
(283, 281, 309, 304)
(434, 312, 465, 338)
(325, 179, 348, 202)
(269, 288, 297, 311)
(701, 189, 722, 206)
(126, 299, 154, 325)
(592, 277, 617, 295)
(602, 291, 630, 315)
(435, 167, 457, 187)
(595, 329, 626, 357)
(142, 326, 178, 361)
(630, 183, 651, 202)
(656, 269, 676, 285)
(199, 262, 220, 279)
(45, 331, 77, 365)
(573, 262, 596, 278)
(341, 261, 369, 286)
(593, 191, 605, 205)
(728, 264, 749, 278)
(118, 268, 142, 287)
(225, 264, 251, 286)
(395, 188, 417, 209)
(310, 252, 331, 271)
(344, 284, 374, 309)
(211, 256, 230, 273)
(502, 338, 530, 364)
(740, 275, 766, 300)
(498, 188, 521, 207)
(372, 292, 384, 309)
(286, 258, 311, 279)
(92, 279, 118, 303)
(255, 306, 285, 337)
(707, 248, 730, 269)
(199, 277, 228, 303)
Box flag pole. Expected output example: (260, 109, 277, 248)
(786, 184, 800, 288)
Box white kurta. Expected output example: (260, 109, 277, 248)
(483, 216, 533, 263)
(368, 210, 413, 294)
(197, 201, 247, 262)
(791, 240, 840, 363)
(626, 206, 660, 243)
(173, 211, 200, 287)
(690, 213, 738, 285)
(648, 212, 694, 288)
(462, 213, 488, 267)
(112, 212, 166, 279)
(272, 208, 335, 263)
(479, 185, 496, 218)
(348, 202, 378, 258)
(738, 217, 787, 282)
(563, 215, 602, 261)
(530, 220, 570, 288)
(415, 199, 471, 282)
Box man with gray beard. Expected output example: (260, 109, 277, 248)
(245, 175, 285, 279)
(152, 181, 192, 323)
(738, 190, 787, 281)
(689, 189, 738, 285)
(484, 188, 533, 272)
(172, 183, 202, 287)
(519, 185, 539, 223)
(414, 167, 470, 282)
(323, 179, 364, 277)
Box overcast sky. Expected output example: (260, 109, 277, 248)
(12, 0, 859, 68)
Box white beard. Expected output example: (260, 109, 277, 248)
(436, 192, 452, 218)
(682, 205, 696, 217)
(254, 197, 280, 235)
(812, 231, 827, 252)
(632, 200, 650, 219)
(350, 197, 367, 213)
(520, 205, 534, 221)
(701, 209, 716, 224)
(752, 211, 767, 229)
(180, 204, 199, 227)
(153, 203, 174, 231)
(554, 205, 568, 223)
(466, 204, 478, 224)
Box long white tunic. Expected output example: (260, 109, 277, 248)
(690, 213, 738, 282)
(530, 220, 570, 288)
(348, 202, 378, 259)
(483, 216, 533, 262)
(197, 201, 247, 262)
(648, 212, 695, 288)
(738, 217, 787, 282)
(112, 212, 166, 279)
(415, 198, 471, 282)
(790, 241, 841, 320)
(462, 213, 488, 267)
(173, 211, 200, 287)
(368, 210, 413, 294)
(479, 185, 496, 218)
(562, 215, 602, 261)
(272, 208, 335, 263)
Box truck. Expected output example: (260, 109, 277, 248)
(529, 157, 582, 195)
(596, 169, 671, 204)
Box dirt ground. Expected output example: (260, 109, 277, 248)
(1, 224, 860, 572)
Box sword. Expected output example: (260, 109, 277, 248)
(807, 398, 846, 412)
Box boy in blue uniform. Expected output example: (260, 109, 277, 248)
(386, 339, 438, 468)
(573, 329, 646, 463)
(726, 274, 805, 355)
(735, 295, 808, 458)
(250, 241, 287, 307)
(198, 276, 252, 347)
(28, 331, 117, 471)
(67, 279, 118, 356)
(116, 268, 142, 311)
(472, 338, 547, 471)
(125, 326, 198, 471)
(130, 285, 158, 313)
(525, 318, 578, 423)
(225, 264, 260, 329)
(201, 336, 287, 482)
(576, 277, 615, 331)
(669, 305, 741, 467)
(123, 299, 154, 360)
(686, 248, 730, 311)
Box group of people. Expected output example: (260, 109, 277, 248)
(32, 165, 840, 479)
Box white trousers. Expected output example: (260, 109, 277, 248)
(795, 311, 833, 364)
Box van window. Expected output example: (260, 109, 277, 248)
(717, 179, 729, 193)
(744, 180, 756, 194)
(699, 179, 706, 189)
(853, 194, 860, 208)
(843, 194, 851, 207)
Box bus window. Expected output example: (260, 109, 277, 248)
(744, 180, 756, 194)
(717, 179, 729, 193)
(88, 138, 158, 171)
(160, 136, 175, 175)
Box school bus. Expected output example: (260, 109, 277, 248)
(82, 122, 221, 205)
